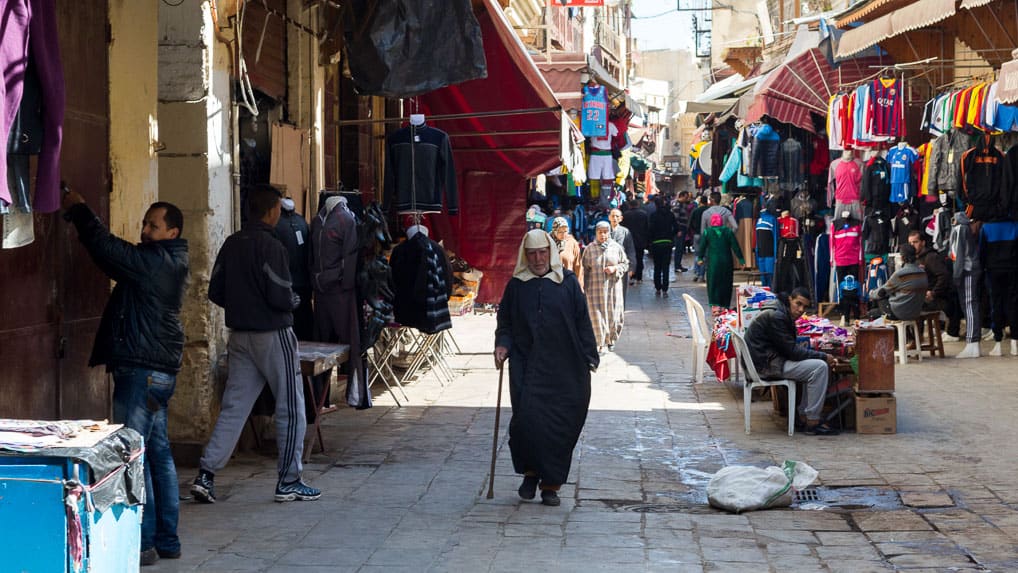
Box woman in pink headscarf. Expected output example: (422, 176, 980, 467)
(696, 213, 744, 309)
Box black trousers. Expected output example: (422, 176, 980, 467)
(836, 265, 860, 321)
(650, 242, 673, 292)
(633, 246, 646, 281)
(986, 269, 1018, 341)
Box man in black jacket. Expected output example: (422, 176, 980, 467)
(191, 184, 321, 505)
(621, 199, 649, 283)
(63, 190, 188, 566)
(744, 288, 838, 435)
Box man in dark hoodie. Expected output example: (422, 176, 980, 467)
(192, 184, 321, 506)
(63, 190, 188, 566)
(868, 244, 927, 321)
(744, 287, 838, 435)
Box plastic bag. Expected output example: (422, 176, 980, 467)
(707, 460, 818, 513)
(341, 0, 487, 97)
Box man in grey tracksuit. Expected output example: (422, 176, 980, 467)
(191, 184, 321, 504)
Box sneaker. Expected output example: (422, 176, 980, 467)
(804, 423, 840, 436)
(661, 291, 669, 298)
(540, 490, 561, 506)
(606, 344, 615, 352)
(157, 549, 182, 559)
(518, 476, 538, 500)
(190, 470, 216, 504)
(655, 290, 661, 296)
(140, 548, 159, 567)
(941, 333, 962, 342)
(275, 480, 322, 502)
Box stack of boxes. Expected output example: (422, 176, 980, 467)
(853, 326, 897, 433)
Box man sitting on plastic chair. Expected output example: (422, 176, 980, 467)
(744, 287, 840, 436)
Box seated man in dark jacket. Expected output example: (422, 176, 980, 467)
(744, 287, 839, 435)
(908, 230, 960, 337)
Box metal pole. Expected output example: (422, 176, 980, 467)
(331, 106, 561, 127)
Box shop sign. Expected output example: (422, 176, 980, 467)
(548, 0, 604, 6)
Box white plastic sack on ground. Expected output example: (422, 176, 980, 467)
(707, 460, 819, 513)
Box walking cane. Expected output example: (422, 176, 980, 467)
(486, 362, 505, 499)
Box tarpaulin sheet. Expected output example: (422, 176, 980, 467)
(413, 0, 565, 303)
(0, 426, 144, 511)
(342, 0, 487, 97)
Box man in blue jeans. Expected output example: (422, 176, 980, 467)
(63, 189, 188, 567)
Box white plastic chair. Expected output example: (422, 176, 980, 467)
(886, 319, 922, 364)
(682, 294, 711, 383)
(728, 330, 797, 436)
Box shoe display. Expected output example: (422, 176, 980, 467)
(956, 342, 981, 359)
(140, 548, 159, 567)
(275, 480, 322, 502)
(190, 470, 216, 504)
(540, 490, 561, 506)
(518, 476, 538, 500)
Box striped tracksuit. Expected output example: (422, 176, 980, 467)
(202, 221, 305, 484)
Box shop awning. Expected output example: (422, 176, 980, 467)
(836, 0, 955, 59)
(960, 0, 994, 8)
(536, 56, 586, 112)
(998, 58, 1018, 104)
(745, 49, 887, 131)
(417, 0, 563, 178)
(672, 98, 739, 116)
(694, 74, 762, 103)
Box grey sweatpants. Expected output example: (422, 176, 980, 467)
(781, 358, 829, 421)
(200, 328, 305, 484)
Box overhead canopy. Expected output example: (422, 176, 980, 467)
(694, 74, 762, 103)
(836, 0, 956, 58)
(673, 98, 739, 116)
(536, 56, 586, 112)
(959, 0, 994, 7)
(998, 58, 1018, 104)
(417, 0, 563, 178)
(745, 49, 888, 131)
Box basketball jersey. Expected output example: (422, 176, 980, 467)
(871, 78, 903, 138)
(581, 85, 608, 137)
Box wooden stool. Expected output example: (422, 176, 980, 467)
(917, 311, 946, 358)
(818, 302, 837, 318)
(886, 319, 922, 364)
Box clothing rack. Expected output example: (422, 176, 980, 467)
(331, 106, 561, 127)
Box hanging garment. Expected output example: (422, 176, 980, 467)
(813, 231, 831, 303)
(778, 214, 799, 239)
(860, 156, 891, 214)
(886, 145, 919, 203)
(773, 237, 812, 297)
(581, 84, 608, 137)
(831, 221, 863, 267)
(871, 77, 905, 138)
(960, 135, 1005, 221)
(778, 138, 804, 192)
(862, 210, 891, 256)
(389, 232, 454, 334)
(0, 0, 64, 213)
(834, 158, 862, 204)
(756, 211, 778, 287)
(383, 124, 458, 214)
(862, 257, 889, 302)
(750, 124, 781, 178)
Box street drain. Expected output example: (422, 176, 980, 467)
(796, 488, 821, 502)
(794, 486, 903, 511)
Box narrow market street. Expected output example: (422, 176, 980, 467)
(157, 266, 1018, 572)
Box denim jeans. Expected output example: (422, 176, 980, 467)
(112, 367, 180, 555)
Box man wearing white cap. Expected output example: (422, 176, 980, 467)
(495, 229, 599, 506)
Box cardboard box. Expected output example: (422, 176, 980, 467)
(854, 392, 896, 434)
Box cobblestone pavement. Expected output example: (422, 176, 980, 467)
(157, 259, 1018, 572)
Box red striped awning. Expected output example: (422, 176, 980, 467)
(744, 48, 888, 131)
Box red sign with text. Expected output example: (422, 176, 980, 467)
(548, 0, 604, 6)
